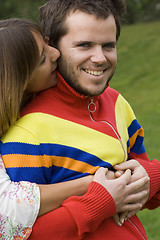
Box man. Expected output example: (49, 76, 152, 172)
(1, 0, 160, 239)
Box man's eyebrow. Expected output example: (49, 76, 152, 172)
(73, 40, 93, 45)
(104, 41, 117, 45)
(73, 40, 117, 46)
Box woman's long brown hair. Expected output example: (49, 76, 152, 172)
(0, 18, 42, 136)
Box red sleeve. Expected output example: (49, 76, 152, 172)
(29, 182, 116, 240)
(129, 147, 160, 209)
(135, 158, 160, 209)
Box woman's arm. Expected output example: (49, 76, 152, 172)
(0, 156, 39, 239)
(0, 155, 93, 239)
(30, 178, 116, 240)
(38, 175, 93, 216)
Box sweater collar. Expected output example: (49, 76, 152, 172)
(56, 71, 98, 102)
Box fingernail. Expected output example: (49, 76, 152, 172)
(117, 222, 122, 227)
(121, 218, 124, 224)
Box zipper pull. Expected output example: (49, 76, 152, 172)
(88, 97, 96, 113)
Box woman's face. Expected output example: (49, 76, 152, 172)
(26, 32, 60, 93)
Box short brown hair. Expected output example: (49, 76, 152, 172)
(39, 0, 126, 45)
(0, 18, 42, 136)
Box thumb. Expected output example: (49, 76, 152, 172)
(95, 167, 108, 175)
(93, 167, 108, 185)
(115, 169, 131, 184)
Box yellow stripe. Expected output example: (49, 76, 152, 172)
(115, 95, 144, 153)
(2, 113, 126, 166)
(115, 94, 132, 161)
(3, 154, 98, 174)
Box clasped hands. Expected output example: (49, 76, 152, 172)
(93, 159, 150, 226)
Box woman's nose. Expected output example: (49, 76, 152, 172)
(50, 46, 60, 62)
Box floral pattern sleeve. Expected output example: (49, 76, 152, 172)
(0, 156, 40, 239)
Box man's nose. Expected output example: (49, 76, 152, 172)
(90, 46, 107, 64)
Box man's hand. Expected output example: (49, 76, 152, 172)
(113, 160, 150, 224)
(93, 167, 149, 214)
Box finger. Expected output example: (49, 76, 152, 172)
(119, 193, 149, 214)
(119, 212, 128, 224)
(135, 182, 150, 200)
(106, 170, 117, 180)
(126, 176, 149, 195)
(93, 167, 108, 185)
(125, 189, 149, 204)
(126, 202, 146, 219)
(127, 209, 140, 219)
(127, 200, 147, 218)
(130, 171, 149, 183)
(114, 160, 137, 171)
(95, 167, 108, 176)
(113, 213, 122, 226)
(114, 170, 124, 178)
(114, 169, 131, 185)
(119, 202, 143, 213)
(126, 196, 149, 219)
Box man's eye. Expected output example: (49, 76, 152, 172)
(40, 55, 46, 65)
(103, 43, 116, 49)
(77, 43, 90, 48)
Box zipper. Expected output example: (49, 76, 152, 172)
(128, 219, 147, 240)
(88, 97, 147, 239)
(88, 97, 96, 113)
(88, 97, 126, 162)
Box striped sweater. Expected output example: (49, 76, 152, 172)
(1, 73, 160, 239)
(1, 75, 146, 183)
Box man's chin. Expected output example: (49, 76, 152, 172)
(88, 84, 109, 96)
(77, 87, 108, 97)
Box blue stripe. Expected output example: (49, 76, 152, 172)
(0, 141, 112, 167)
(6, 167, 48, 184)
(0, 141, 43, 155)
(56, 162, 113, 182)
(128, 119, 141, 138)
(130, 136, 146, 154)
(127, 140, 130, 149)
(7, 161, 112, 184)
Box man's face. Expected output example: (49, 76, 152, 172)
(57, 11, 117, 96)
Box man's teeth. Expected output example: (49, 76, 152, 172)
(85, 70, 103, 76)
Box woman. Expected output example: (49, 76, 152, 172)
(0, 18, 93, 239)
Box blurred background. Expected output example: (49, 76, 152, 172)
(0, 0, 160, 239)
(0, 0, 160, 23)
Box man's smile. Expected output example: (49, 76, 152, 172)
(84, 69, 104, 76)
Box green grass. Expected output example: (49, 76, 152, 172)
(110, 21, 160, 240)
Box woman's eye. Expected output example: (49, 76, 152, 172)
(40, 55, 46, 65)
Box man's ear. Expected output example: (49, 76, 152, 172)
(44, 36, 49, 44)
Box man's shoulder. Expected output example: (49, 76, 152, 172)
(103, 87, 129, 104)
(100, 86, 120, 102)
(21, 88, 55, 116)
(1, 112, 55, 144)
(105, 86, 120, 95)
